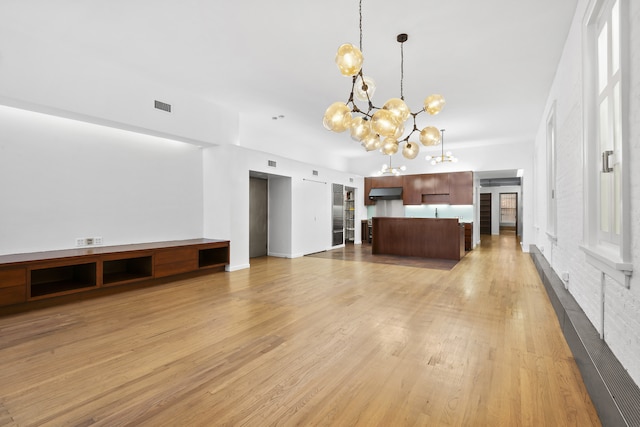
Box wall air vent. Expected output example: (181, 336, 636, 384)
(268, 160, 277, 167)
(312, 170, 319, 176)
(154, 100, 172, 113)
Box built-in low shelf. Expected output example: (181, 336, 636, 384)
(30, 262, 97, 298)
(0, 239, 230, 308)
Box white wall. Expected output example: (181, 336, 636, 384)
(0, 105, 204, 255)
(202, 144, 364, 270)
(532, 0, 640, 386)
(479, 186, 523, 236)
(0, 17, 239, 147)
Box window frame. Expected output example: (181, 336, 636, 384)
(580, 0, 632, 287)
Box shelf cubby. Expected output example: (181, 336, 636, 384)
(30, 262, 97, 298)
(103, 256, 153, 285)
(198, 247, 228, 268)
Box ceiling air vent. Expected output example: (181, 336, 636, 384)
(312, 170, 319, 176)
(154, 100, 171, 112)
(268, 160, 277, 167)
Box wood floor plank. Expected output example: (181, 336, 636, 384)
(0, 235, 600, 426)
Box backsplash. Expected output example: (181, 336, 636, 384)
(368, 204, 474, 222)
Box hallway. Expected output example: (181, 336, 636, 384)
(0, 236, 599, 425)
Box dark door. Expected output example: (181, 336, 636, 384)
(249, 177, 268, 258)
(480, 193, 492, 235)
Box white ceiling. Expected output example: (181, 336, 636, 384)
(0, 0, 577, 177)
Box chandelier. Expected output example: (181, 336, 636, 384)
(426, 129, 458, 164)
(322, 0, 445, 160)
(376, 156, 406, 176)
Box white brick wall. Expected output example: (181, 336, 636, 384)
(533, 0, 640, 386)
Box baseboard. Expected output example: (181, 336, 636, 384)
(530, 245, 640, 427)
(225, 263, 249, 272)
(268, 252, 306, 259)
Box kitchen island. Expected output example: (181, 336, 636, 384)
(371, 217, 465, 260)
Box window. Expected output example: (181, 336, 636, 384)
(581, 0, 631, 286)
(500, 193, 517, 226)
(546, 103, 557, 240)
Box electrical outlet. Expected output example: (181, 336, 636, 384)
(76, 238, 86, 247)
(85, 237, 94, 246)
(94, 237, 103, 245)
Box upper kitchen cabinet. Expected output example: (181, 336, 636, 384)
(402, 175, 422, 205)
(421, 173, 451, 205)
(367, 172, 473, 206)
(364, 176, 403, 206)
(448, 171, 473, 205)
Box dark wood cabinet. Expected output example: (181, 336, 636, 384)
(449, 172, 473, 205)
(154, 247, 199, 278)
(402, 175, 423, 205)
(421, 173, 450, 204)
(364, 175, 403, 205)
(0, 239, 229, 308)
(464, 222, 473, 251)
(367, 171, 472, 206)
(423, 173, 450, 195)
(372, 217, 465, 260)
(0, 267, 27, 306)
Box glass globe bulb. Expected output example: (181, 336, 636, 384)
(349, 117, 371, 141)
(399, 165, 407, 171)
(383, 98, 410, 123)
(419, 126, 441, 146)
(335, 44, 363, 77)
(381, 138, 399, 155)
(323, 102, 352, 133)
(402, 141, 420, 159)
(393, 122, 405, 140)
(424, 94, 445, 115)
(371, 109, 399, 138)
(372, 135, 384, 150)
(355, 75, 376, 101)
(361, 133, 381, 151)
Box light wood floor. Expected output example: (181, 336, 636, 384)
(0, 235, 600, 426)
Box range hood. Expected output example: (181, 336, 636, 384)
(369, 187, 403, 200)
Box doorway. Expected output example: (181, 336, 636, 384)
(345, 187, 355, 244)
(249, 177, 268, 258)
(499, 192, 518, 235)
(480, 193, 492, 235)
